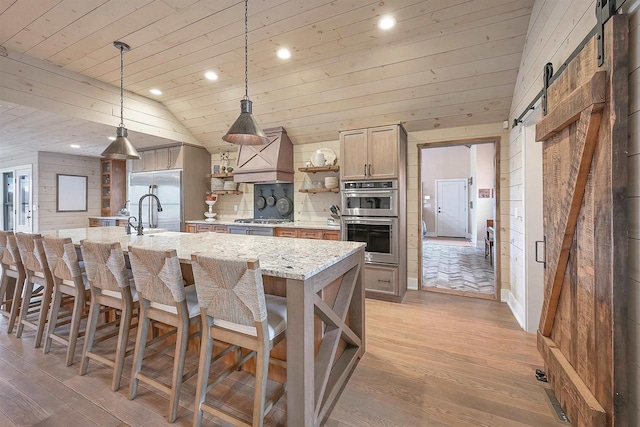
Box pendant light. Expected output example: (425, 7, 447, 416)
(101, 41, 141, 159)
(222, 0, 269, 145)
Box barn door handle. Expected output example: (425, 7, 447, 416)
(535, 237, 546, 268)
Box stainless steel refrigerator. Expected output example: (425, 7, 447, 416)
(129, 170, 182, 231)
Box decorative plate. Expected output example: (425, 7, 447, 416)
(311, 148, 337, 166)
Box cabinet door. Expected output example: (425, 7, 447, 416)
(275, 228, 298, 238)
(213, 226, 228, 233)
(186, 224, 197, 233)
(155, 148, 169, 170)
(168, 146, 182, 169)
(365, 264, 398, 295)
(298, 229, 323, 239)
(249, 227, 274, 236)
(196, 224, 213, 232)
(323, 230, 340, 240)
(340, 129, 367, 180)
(367, 125, 398, 179)
(142, 151, 157, 172)
(89, 218, 100, 227)
(131, 157, 144, 173)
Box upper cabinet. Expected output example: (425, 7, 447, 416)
(132, 146, 184, 172)
(340, 124, 405, 180)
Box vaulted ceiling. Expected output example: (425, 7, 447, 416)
(0, 0, 533, 155)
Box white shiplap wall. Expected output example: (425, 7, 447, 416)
(509, 0, 640, 423)
(37, 152, 100, 233)
(210, 140, 340, 222)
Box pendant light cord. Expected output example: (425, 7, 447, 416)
(119, 45, 125, 128)
(244, 0, 249, 100)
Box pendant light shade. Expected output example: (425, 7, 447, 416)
(222, 0, 269, 145)
(102, 41, 141, 159)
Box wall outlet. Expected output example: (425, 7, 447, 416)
(233, 204, 238, 212)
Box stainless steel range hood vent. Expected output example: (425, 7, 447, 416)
(233, 127, 294, 183)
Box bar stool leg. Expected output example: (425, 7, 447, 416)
(16, 276, 34, 338)
(253, 346, 269, 427)
(43, 285, 63, 354)
(112, 303, 132, 392)
(80, 298, 101, 376)
(169, 321, 189, 423)
(7, 275, 24, 333)
(193, 321, 213, 427)
(34, 282, 53, 348)
(129, 307, 150, 400)
(65, 290, 85, 366)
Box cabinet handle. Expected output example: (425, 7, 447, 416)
(535, 237, 546, 268)
(363, 164, 367, 176)
(368, 164, 372, 176)
(378, 279, 391, 283)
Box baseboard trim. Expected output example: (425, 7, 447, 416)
(407, 277, 418, 291)
(500, 289, 509, 302)
(504, 289, 526, 330)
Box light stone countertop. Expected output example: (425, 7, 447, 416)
(46, 227, 363, 281)
(184, 219, 341, 230)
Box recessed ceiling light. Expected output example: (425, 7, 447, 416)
(204, 71, 218, 80)
(378, 15, 396, 30)
(149, 88, 162, 95)
(108, 136, 116, 141)
(277, 47, 291, 59)
(70, 144, 81, 149)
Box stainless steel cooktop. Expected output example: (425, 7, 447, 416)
(233, 218, 293, 224)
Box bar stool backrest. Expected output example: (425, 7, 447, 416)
(191, 254, 266, 327)
(0, 231, 22, 270)
(81, 240, 130, 292)
(43, 236, 83, 284)
(128, 246, 185, 306)
(15, 233, 49, 276)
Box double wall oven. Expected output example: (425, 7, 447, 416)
(341, 180, 399, 266)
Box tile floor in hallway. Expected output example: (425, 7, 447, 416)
(422, 238, 495, 295)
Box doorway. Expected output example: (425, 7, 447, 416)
(1, 165, 33, 233)
(419, 138, 500, 300)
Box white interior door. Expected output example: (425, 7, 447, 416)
(15, 166, 33, 233)
(436, 179, 467, 238)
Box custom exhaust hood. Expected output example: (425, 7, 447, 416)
(233, 127, 294, 183)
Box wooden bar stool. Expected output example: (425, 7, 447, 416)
(42, 236, 90, 366)
(15, 233, 54, 348)
(79, 240, 138, 392)
(128, 246, 201, 423)
(191, 254, 287, 427)
(0, 231, 25, 334)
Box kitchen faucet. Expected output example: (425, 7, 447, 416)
(132, 194, 163, 236)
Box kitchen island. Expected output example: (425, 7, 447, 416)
(47, 226, 365, 426)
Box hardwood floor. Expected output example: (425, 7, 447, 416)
(0, 291, 563, 426)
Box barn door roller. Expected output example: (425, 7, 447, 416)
(596, 0, 625, 66)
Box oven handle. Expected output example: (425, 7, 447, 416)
(342, 191, 396, 198)
(342, 218, 395, 225)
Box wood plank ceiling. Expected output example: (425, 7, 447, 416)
(0, 0, 534, 154)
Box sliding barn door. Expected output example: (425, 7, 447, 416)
(535, 15, 628, 427)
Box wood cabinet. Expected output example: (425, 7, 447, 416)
(100, 159, 126, 216)
(340, 124, 405, 180)
(132, 146, 184, 172)
(89, 218, 129, 227)
(186, 224, 228, 233)
(365, 264, 398, 296)
(274, 227, 340, 240)
(323, 230, 340, 240)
